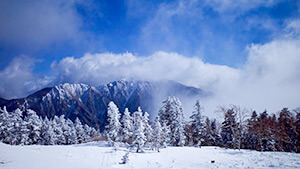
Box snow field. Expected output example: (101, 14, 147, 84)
(0, 142, 300, 169)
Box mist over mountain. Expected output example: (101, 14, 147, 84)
(0, 79, 207, 129)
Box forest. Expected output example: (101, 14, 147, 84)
(0, 97, 299, 153)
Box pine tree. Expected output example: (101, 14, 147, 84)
(106, 101, 121, 146)
(256, 110, 277, 151)
(161, 122, 170, 147)
(202, 117, 213, 146)
(41, 117, 55, 145)
(278, 108, 297, 152)
(0, 107, 14, 144)
(120, 108, 133, 144)
(190, 100, 205, 147)
(8, 108, 25, 145)
(59, 115, 71, 145)
(221, 108, 239, 149)
(143, 111, 153, 145)
(83, 124, 93, 142)
(25, 109, 43, 144)
(132, 107, 146, 153)
(210, 119, 221, 146)
(152, 116, 163, 152)
(75, 117, 85, 144)
(53, 115, 66, 144)
(66, 118, 77, 144)
(159, 97, 186, 146)
(245, 111, 259, 150)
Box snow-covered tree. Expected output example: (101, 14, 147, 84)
(245, 111, 259, 150)
(59, 115, 71, 145)
(66, 118, 77, 144)
(120, 108, 133, 144)
(54, 115, 67, 144)
(209, 119, 222, 146)
(161, 122, 170, 147)
(0, 106, 96, 146)
(8, 109, 21, 145)
(176, 112, 186, 146)
(0, 107, 13, 144)
(152, 116, 163, 152)
(132, 107, 146, 152)
(25, 109, 43, 144)
(41, 117, 55, 145)
(75, 117, 85, 144)
(0, 107, 29, 145)
(190, 99, 205, 147)
(220, 108, 239, 149)
(83, 124, 93, 142)
(106, 101, 121, 146)
(143, 111, 153, 144)
(159, 97, 186, 146)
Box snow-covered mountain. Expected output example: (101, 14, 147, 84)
(0, 79, 208, 129)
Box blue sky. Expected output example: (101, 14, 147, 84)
(0, 0, 300, 114)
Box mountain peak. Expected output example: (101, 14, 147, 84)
(0, 80, 208, 129)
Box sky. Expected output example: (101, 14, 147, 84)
(0, 0, 300, 115)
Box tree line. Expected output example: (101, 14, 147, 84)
(0, 96, 299, 153)
(106, 97, 300, 153)
(0, 107, 97, 145)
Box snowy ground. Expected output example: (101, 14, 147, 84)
(0, 142, 299, 169)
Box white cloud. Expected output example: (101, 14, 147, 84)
(0, 0, 83, 52)
(0, 56, 53, 99)
(205, 39, 300, 117)
(139, 0, 204, 55)
(51, 52, 239, 90)
(203, 0, 279, 16)
(1, 37, 299, 117)
(286, 19, 300, 37)
(50, 38, 300, 116)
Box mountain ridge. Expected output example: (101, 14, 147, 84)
(0, 79, 208, 129)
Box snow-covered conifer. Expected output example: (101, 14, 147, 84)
(152, 116, 163, 152)
(190, 99, 205, 147)
(176, 112, 186, 146)
(143, 111, 153, 144)
(159, 97, 186, 146)
(106, 101, 121, 146)
(120, 108, 133, 144)
(66, 118, 77, 144)
(83, 124, 92, 142)
(161, 122, 170, 147)
(25, 109, 43, 144)
(221, 108, 239, 149)
(0, 107, 13, 144)
(41, 117, 55, 145)
(75, 117, 85, 144)
(53, 115, 66, 144)
(132, 107, 146, 152)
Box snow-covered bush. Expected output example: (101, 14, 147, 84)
(0, 107, 96, 145)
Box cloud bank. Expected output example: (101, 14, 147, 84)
(51, 52, 239, 90)
(1, 36, 299, 116)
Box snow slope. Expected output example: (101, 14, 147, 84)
(0, 142, 299, 169)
